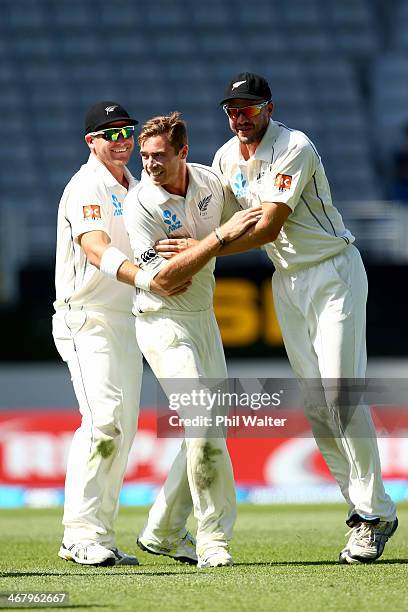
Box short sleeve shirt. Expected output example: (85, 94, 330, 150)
(213, 120, 354, 272)
(54, 154, 136, 312)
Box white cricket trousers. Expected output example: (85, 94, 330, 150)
(136, 308, 237, 556)
(272, 245, 396, 522)
(52, 307, 142, 547)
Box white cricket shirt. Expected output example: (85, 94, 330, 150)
(54, 153, 137, 313)
(213, 120, 354, 272)
(124, 163, 237, 313)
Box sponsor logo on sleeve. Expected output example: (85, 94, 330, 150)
(274, 174, 292, 191)
(83, 204, 101, 220)
(138, 247, 160, 264)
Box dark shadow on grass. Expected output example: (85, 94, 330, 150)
(0, 606, 108, 610)
(233, 561, 338, 567)
(366, 559, 408, 565)
(234, 558, 408, 567)
(0, 570, 196, 577)
(3, 560, 406, 579)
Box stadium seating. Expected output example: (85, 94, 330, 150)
(1, 0, 406, 265)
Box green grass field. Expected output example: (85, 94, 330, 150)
(1, 503, 407, 612)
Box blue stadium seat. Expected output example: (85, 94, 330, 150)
(0, 0, 403, 264)
(280, 0, 322, 26)
(371, 53, 408, 159)
(49, 2, 92, 27)
(189, 4, 229, 25)
(12, 34, 55, 58)
(154, 34, 195, 56)
(7, 0, 47, 27)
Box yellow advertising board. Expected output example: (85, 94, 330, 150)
(214, 278, 283, 348)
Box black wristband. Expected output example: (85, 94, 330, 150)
(214, 227, 226, 246)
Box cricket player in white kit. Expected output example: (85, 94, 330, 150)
(124, 112, 261, 568)
(52, 101, 197, 567)
(209, 72, 397, 564)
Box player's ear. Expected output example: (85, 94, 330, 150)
(85, 134, 94, 150)
(179, 144, 188, 160)
(267, 101, 274, 117)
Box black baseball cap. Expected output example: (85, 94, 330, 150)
(85, 101, 138, 134)
(220, 72, 272, 106)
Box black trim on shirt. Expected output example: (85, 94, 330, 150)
(312, 174, 337, 237)
(275, 121, 320, 159)
(300, 195, 331, 234)
(269, 144, 275, 165)
(66, 217, 76, 302)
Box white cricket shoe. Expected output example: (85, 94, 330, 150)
(58, 542, 139, 566)
(339, 517, 398, 564)
(137, 530, 197, 565)
(58, 542, 116, 566)
(198, 547, 233, 568)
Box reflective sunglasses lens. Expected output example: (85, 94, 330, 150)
(119, 126, 135, 140)
(224, 106, 238, 120)
(104, 126, 135, 141)
(242, 105, 264, 118)
(224, 103, 266, 121)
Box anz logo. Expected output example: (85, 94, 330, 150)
(197, 194, 212, 216)
(163, 209, 182, 232)
(233, 172, 248, 198)
(111, 194, 123, 216)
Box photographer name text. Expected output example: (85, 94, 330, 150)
(168, 415, 287, 428)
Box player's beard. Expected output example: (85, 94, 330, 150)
(234, 119, 269, 145)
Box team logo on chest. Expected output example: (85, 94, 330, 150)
(233, 172, 248, 198)
(197, 194, 212, 216)
(111, 194, 123, 216)
(163, 209, 182, 232)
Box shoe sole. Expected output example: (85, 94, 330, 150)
(137, 538, 197, 565)
(58, 553, 117, 567)
(339, 551, 376, 565)
(339, 517, 399, 565)
(198, 561, 233, 568)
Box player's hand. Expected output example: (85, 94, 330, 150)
(150, 277, 192, 296)
(219, 206, 263, 242)
(154, 237, 199, 259)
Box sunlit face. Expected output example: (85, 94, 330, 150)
(85, 121, 134, 169)
(224, 98, 273, 145)
(140, 133, 188, 190)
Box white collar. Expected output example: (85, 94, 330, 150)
(233, 120, 280, 164)
(252, 120, 280, 162)
(86, 153, 135, 189)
